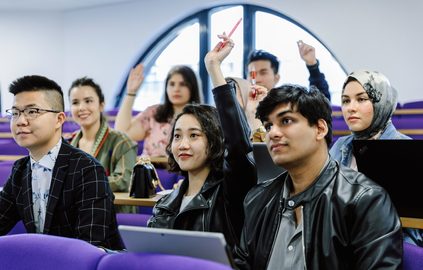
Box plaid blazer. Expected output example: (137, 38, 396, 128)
(0, 139, 123, 250)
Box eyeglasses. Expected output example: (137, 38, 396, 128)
(5, 108, 61, 121)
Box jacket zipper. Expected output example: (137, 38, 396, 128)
(301, 205, 307, 270)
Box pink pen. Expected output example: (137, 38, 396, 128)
(218, 17, 243, 50)
(250, 66, 257, 99)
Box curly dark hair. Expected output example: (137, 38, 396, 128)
(256, 84, 332, 147)
(166, 104, 224, 174)
(155, 65, 202, 123)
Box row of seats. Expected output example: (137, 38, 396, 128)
(0, 233, 232, 270)
(0, 233, 421, 270)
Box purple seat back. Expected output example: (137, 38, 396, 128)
(7, 220, 26, 235)
(0, 139, 29, 155)
(0, 234, 106, 270)
(403, 101, 423, 109)
(97, 252, 233, 270)
(403, 242, 423, 270)
(156, 168, 182, 191)
(0, 160, 14, 186)
(117, 213, 151, 228)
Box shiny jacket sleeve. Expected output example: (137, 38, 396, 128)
(212, 83, 257, 202)
(349, 185, 403, 269)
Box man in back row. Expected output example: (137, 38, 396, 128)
(0, 75, 123, 250)
(247, 41, 331, 100)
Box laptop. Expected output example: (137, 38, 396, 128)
(253, 142, 286, 182)
(352, 139, 423, 219)
(119, 225, 234, 267)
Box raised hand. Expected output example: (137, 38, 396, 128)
(204, 33, 235, 71)
(297, 40, 318, 66)
(127, 63, 144, 95)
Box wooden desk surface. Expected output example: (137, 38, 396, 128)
(113, 192, 162, 207)
(401, 217, 423, 229)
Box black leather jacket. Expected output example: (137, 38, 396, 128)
(148, 83, 257, 248)
(234, 159, 403, 270)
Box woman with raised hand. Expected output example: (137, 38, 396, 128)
(114, 64, 202, 157)
(69, 77, 137, 213)
(148, 35, 256, 249)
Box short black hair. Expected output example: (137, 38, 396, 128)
(256, 84, 332, 147)
(69, 76, 105, 104)
(166, 104, 224, 174)
(248, 50, 280, 75)
(9, 75, 64, 111)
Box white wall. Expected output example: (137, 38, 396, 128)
(1, 0, 422, 112)
(0, 11, 64, 111)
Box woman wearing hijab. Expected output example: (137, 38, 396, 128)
(330, 70, 422, 246)
(330, 70, 409, 168)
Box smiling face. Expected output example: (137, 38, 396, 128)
(263, 103, 322, 168)
(341, 80, 374, 132)
(11, 91, 64, 157)
(70, 85, 104, 130)
(166, 73, 191, 107)
(170, 114, 209, 175)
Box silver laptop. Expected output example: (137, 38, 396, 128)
(119, 225, 234, 266)
(253, 142, 286, 182)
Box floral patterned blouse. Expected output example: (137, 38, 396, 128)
(135, 104, 173, 157)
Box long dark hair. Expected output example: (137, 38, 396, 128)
(166, 104, 224, 174)
(155, 65, 201, 123)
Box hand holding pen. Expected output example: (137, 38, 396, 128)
(218, 17, 242, 51)
(250, 66, 257, 99)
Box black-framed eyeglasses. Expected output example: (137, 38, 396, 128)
(5, 108, 61, 121)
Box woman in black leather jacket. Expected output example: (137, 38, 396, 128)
(148, 35, 257, 249)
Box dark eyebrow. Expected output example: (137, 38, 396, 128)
(12, 104, 38, 109)
(342, 91, 367, 98)
(276, 109, 293, 118)
(263, 109, 293, 123)
(174, 127, 203, 132)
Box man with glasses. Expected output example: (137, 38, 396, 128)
(0, 75, 123, 250)
(247, 41, 331, 100)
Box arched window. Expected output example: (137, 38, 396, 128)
(115, 4, 347, 110)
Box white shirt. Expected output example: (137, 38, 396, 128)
(30, 139, 62, 233)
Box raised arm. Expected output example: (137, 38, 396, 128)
(298, 40, 331, 100)
(205, 34, 256, 199)
(114, 63, 147, 141)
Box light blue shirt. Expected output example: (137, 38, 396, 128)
(30, 139, 62, 233)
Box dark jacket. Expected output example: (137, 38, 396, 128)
(0, 139, 124, 250)
(234, 159, 402, 270)
(148, 83, 257, 248)
(308, 60, 331, 100)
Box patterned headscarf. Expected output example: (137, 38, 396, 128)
(342, 70, 398, 139)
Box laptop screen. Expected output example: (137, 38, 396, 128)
(119, 225, 234, 267)
(352, 139, 423, 219)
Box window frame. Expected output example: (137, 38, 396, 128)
(114, 4, 347, 108)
